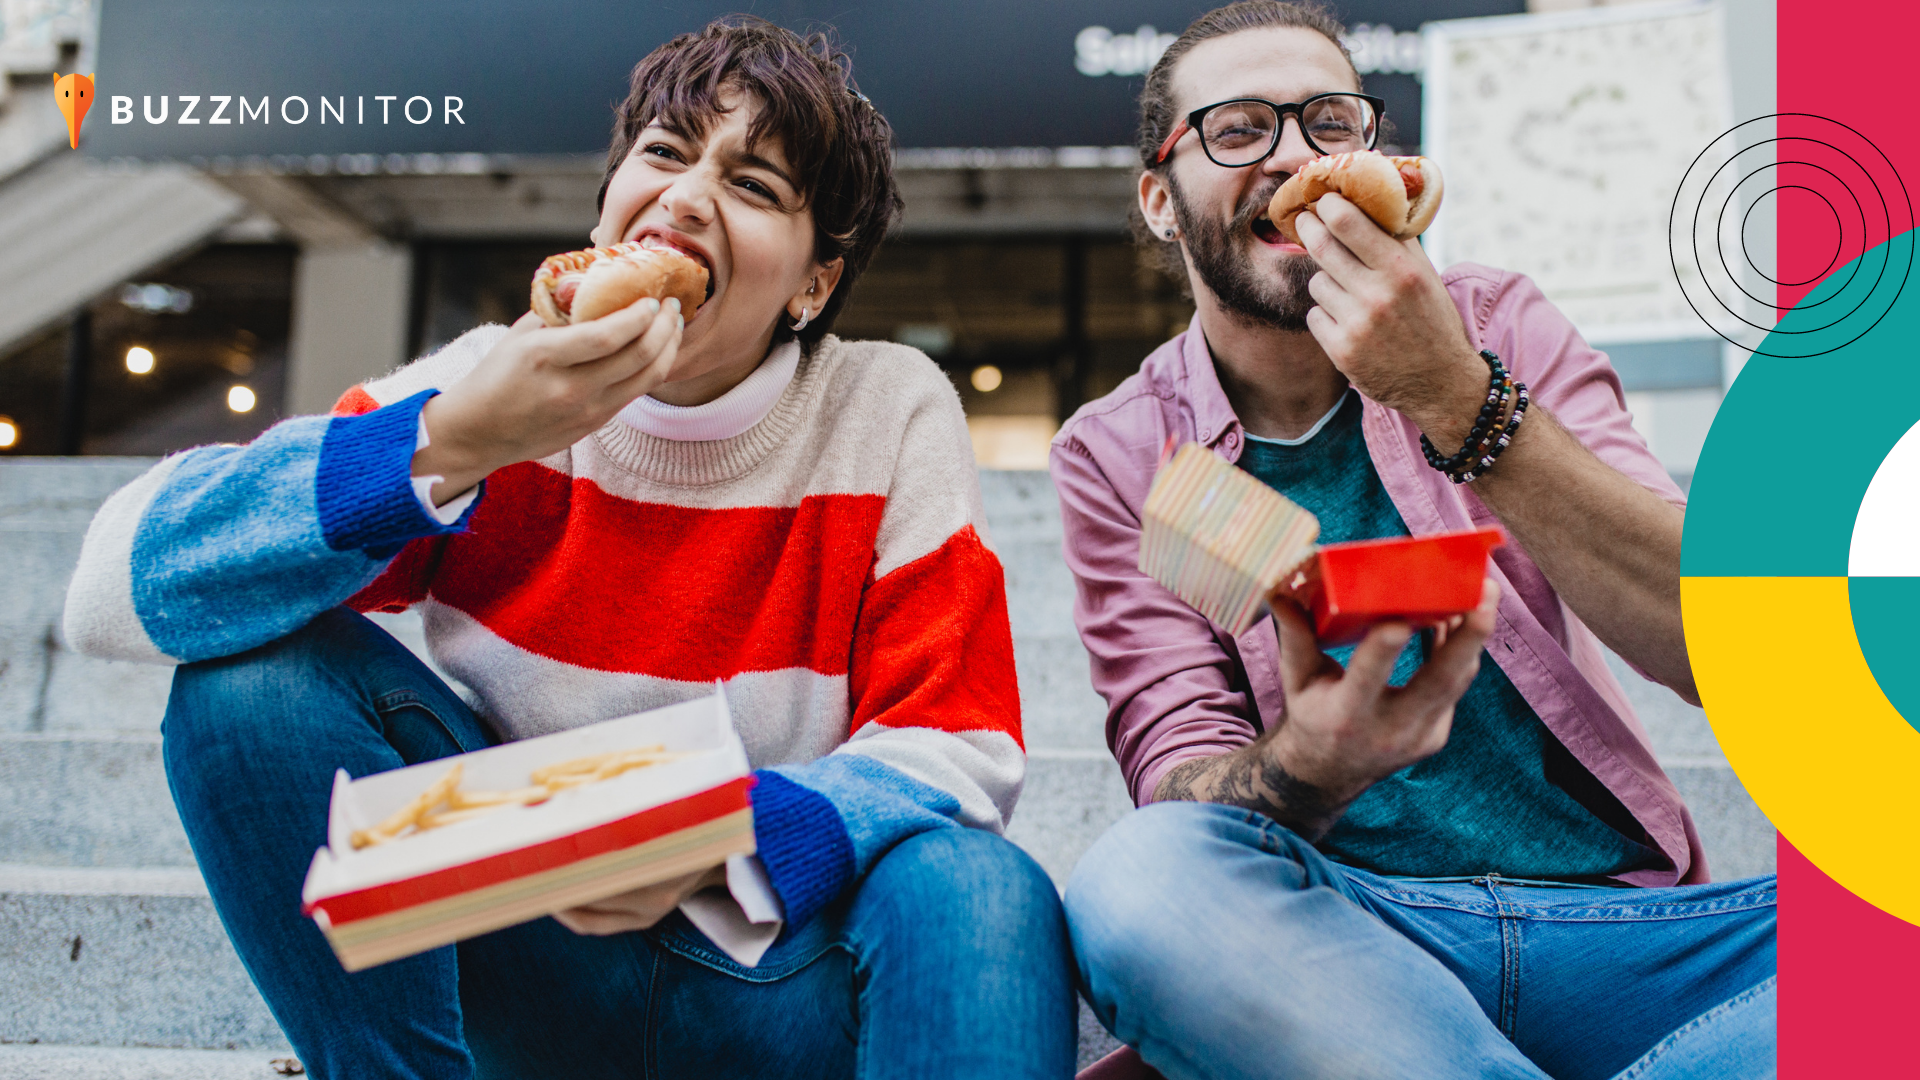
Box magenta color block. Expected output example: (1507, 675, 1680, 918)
(1778, 1, 1920, 1072)
(1778, 838, 1919, 1076)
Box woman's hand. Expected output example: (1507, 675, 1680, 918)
(552, 861, 728, 936)
(413, 297, 684, 504)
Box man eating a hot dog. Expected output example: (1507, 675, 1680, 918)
(1051, 3, 1776, 1078)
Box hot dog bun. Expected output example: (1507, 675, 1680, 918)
(1267, 151, 1444, 244)
(530, 240, 709, 327)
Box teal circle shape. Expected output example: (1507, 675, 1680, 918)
(1685, 228, 1920, 734)
(1682, 229, 1920, 578)
(1850, 577, 1920, 735)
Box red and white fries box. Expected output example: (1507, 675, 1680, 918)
(301, 687, 755, 972)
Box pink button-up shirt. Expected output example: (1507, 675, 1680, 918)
(1049, 262, 1708, 887)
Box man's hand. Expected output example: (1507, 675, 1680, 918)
(1291, 195, 1697, 700)
(1293, 193, 1490, 449)
(1154, 579, 1499, 840)
(412, 297, 684, 504)
(552, 861, 727, 936)
(1267, 578, 1496, 811)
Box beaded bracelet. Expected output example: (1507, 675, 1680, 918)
(1452, 383, 1530, 484)
(1420, 357, 1509, 475)
(1419, 350, 1513, 476)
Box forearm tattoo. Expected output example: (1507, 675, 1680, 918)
(1154, 746, 1348, 841)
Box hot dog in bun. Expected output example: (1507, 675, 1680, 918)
(1266, 151, 1444, 245)
(530, 239, 710, 327)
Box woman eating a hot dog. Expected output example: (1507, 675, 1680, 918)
(63, 16, 1074, 1080)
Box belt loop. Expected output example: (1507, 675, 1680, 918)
(1484, 874, 1523, 1039)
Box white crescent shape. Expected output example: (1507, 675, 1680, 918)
(1849, 416, 1920, 576)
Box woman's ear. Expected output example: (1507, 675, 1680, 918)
(786, 257, 847, 321)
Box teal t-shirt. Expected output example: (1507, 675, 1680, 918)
(1236, 390, 1660, 880)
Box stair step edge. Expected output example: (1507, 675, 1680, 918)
(0, 864, 207, 897)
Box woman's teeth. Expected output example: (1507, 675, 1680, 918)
(639, 235, 709, 270)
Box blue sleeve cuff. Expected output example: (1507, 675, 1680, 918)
(317, 389, 480, 557)
(750, 769, 855, 930)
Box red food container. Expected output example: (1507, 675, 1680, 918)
(1297, 527, 1504, 645)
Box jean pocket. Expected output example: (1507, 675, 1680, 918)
(649, 909, 842, 983)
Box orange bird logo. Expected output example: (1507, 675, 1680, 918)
(55, 73, 95, 149)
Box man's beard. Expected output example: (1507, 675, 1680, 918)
(1169, 171, 1318, 331)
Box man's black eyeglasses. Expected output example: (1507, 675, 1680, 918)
(1154, 93, 1388, 167)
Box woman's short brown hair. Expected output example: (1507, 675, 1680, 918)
(599, 16, 902, 346)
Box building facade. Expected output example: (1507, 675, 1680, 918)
(0, 0, 1761, 477)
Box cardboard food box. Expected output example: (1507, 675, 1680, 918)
(1140, 440, 1503, 640)
(301, 687, 754, 972)
(1289, 527, 1506, 645)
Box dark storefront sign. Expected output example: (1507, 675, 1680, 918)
(87, 0, 1520, 160)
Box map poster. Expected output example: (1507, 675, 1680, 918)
(1422, 2, 1734, 343)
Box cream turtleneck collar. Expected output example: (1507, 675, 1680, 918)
(617, 341, 801, 442)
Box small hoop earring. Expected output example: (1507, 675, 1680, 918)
(790, 307, 811, 332)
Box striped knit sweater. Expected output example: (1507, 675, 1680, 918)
(63, 325, 1024, 930)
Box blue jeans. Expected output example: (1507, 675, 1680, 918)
(161, 608, 1076, 1080)
(1066, 802, 1776, 1080)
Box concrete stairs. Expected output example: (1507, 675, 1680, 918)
(0, 458, 1776, 1074)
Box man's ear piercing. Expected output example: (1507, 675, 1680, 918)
(1164, 228, 1175, 239)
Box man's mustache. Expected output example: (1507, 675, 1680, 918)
(1232, 176, 1289, 232)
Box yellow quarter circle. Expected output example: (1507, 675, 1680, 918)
(1683, 575, 1920, 924)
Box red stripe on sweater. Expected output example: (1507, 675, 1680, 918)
(333, 385, 382, 417)
(350, 537, 444, 613)
(421, 462, 886, 681)
(850, 525, 1023, 747)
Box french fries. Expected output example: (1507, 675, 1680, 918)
(529, 745, 677, 785)
(416, 806, 499, 831)
(449, 786, 551, 809)
(348, 746, 688, 849)
(350, 763, 463, 850)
